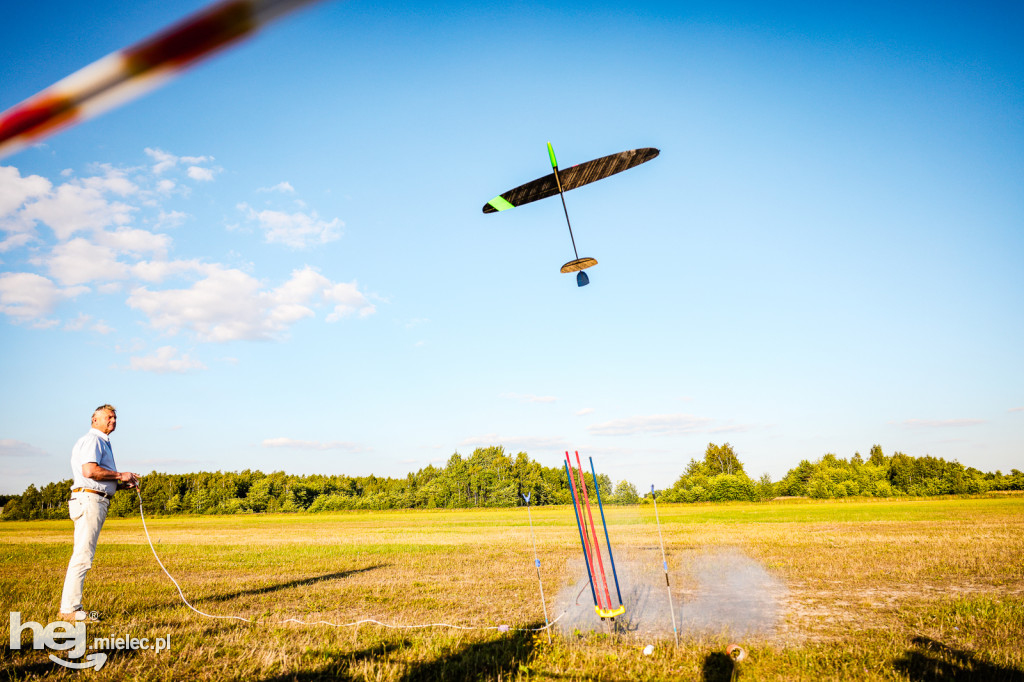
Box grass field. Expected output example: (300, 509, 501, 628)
(2, 496, 1023, 680)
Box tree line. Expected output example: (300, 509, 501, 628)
(659, 443, 1023, 502)
(2, 443, 1021, 520)
(1, 446, 634, 520)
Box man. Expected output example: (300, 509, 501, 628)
(59, 404, 139, 622)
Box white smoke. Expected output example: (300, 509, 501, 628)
(549, 546, 786, 641)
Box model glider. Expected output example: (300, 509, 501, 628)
(483, 144, 659, 286)
(0, 0, 324, 160)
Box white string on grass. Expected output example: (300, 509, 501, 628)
(136, 489, 571, 633)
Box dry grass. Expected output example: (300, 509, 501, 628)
(2, 496, 1023, 680)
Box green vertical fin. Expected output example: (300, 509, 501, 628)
(547, 141, 557, 169)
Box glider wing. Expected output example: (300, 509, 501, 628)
(482, 147, 659, 214)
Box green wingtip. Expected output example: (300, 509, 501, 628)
(487, 195, 515, 212)
(547, 141, 557, 168)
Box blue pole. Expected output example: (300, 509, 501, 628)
(565, 460, 598, 607)
(589, 456, 623, 605)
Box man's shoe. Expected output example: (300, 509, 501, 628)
(58, 610, 100, 623)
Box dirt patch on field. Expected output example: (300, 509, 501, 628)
(550, 546, 787, 641)
(547, 545, 1024, 646)
(778, 579, 1024, 645)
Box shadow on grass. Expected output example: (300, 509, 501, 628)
(0, 645, 57, 681)
(142, 564, 389, 612)
(255, 640, 409, 682)
(251, 625, 540, 682)
(1, 640, 147, 680)
(701, 651, 735, 682)
(399, 625, 538, 682)
(204, 564, 388, 603)
(894, 636, 1024, 682)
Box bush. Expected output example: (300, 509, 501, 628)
(708, 474, 756, 502)
(308, 493, 354, 512)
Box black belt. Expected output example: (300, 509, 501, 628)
(71, 487, 112, 500)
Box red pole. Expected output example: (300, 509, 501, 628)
(565, 452, 604, 609)
(575, 451, 614, 609)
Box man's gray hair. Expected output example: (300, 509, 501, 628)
(92, 404, 116, 419)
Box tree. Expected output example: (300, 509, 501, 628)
(776, 459, 815, 496)
(708, 474, 755, 501)
(670, 444, 757, 501)
(703, 443, 745, 476)
(755, 473, 776, 501)
(869, 444, 886, 467)
(888, 452, 916, 492)
(612, 480, 640, 504)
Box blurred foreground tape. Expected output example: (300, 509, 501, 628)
(0, 0, 326, 159)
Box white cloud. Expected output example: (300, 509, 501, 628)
(145, 148, 179, 175)
(257, 181, 295, 194)
(144, 148, 215, 180)
(43, 237, 130, 285)
(0, 166, 51, 231)
(238, 203, 343, 248)
(64, 313, 92, 331)
(896, 418, 987, 428)
(20, 181, 136, 241)
(64, 313, 115, 334)
(115, 338, 147, 354)
(1, 155, 376, 346)
(575, 407, 595, 416)
(707, 422, 760, 434)
(187, 166, 215, 182)
(94, 227, 170, 256)
(0, 439, 49, 458)
(0, 272, 87, 323)
(128, 346, 206, 373)
(0, 233, 34, 253)
(323, 280, 375, 320)
(130, 258, 206, 283)
(80, 164, 138, 197)
(155, 210, 188, 229)
(261, 438, 364, 451)
(588, 413, 715, 436)
(31, 225, 170, 287)
(127, 266, 374, 342)
(128, 266, 269, 341)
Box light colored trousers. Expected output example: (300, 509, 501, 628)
(59, 493, 109, 613)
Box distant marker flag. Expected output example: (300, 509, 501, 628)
(0, 0, 325, 160)
(483, 145, 659, 286)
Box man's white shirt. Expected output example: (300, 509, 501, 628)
(70, 428, 117, 496)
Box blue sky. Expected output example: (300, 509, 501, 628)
(1, 0, 1021, 494)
